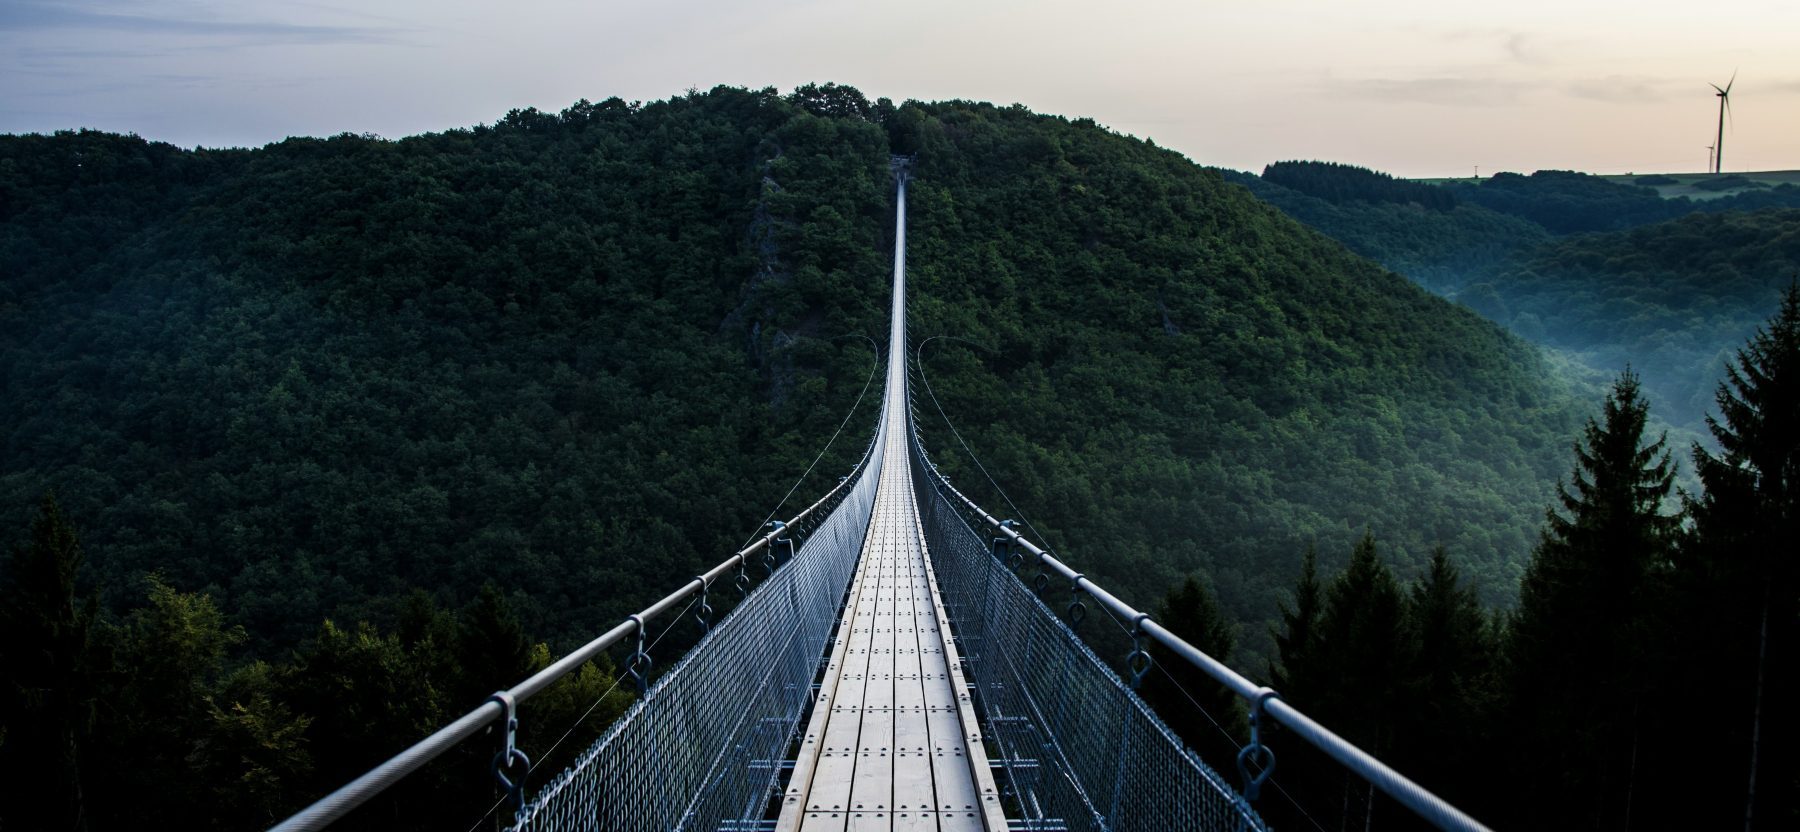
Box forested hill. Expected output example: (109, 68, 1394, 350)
(3, 86, 1584, 666)
(1223, 161, 1800, 436)
(1, 90, 895, 652)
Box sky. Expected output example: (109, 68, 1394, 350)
(3, 0, 1796, 178)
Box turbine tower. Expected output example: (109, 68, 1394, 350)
(1711, 72, 1735, 173)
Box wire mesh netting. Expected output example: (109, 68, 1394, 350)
(909, 438, 1265, 832)
(508, 415, 890, 832)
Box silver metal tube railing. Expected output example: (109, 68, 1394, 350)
(269, 432, 879, 832)
(914, 454, 1493, 832)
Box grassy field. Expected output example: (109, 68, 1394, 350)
(1594, 170, 1800, 199)
(1411, 170, 1800, 199)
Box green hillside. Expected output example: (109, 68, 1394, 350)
(1, 91, 894, 653)
(0, 88, 1589, 661)
(891, 106, 1585, 638)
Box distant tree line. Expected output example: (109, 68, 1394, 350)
(1443, 169, 1800, 235)
(1263, 160, 1458, 211)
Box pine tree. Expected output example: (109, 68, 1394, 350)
(278, 620, 445, 798)
(1316, 532, 1411, 829)
(1143, 574, 1244, 771)
(0, 494, 100, 832)
(1263, 544, 1331, 832)
(455, 584, 536, 709)
(1507, 369, 1674, 829)
(1400, 547, 1498, 813)
(1685, 282, 1800, 829)
(1316, 533, 1410, 745)
(1269, 544, 1322, 697)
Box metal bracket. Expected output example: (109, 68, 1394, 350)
(1237, 687, 1280, 801)
(694, 575, 714, 634)
(625, 614, 652, 696)
(1065, 573, 1088, 629)
(1125, 613, 1153, 690)
(487, 691, 531, 813)
(763, 521, 790, 577)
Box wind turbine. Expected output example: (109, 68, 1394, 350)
(1708, 144, 1715, 174)
(1711, 71, 1735, 173)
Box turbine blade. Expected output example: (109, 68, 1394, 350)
(1712, 84, 1726, 95)
(1727, 69, 1737, 93)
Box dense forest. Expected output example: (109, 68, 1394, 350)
(1144, 291, 1799, 830)
(1222, 166, 1548, 293)
(2, 85, 1791, 828)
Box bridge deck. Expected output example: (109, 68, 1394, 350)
(776, 409, 1004, 831)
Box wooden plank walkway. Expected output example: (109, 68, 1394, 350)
(776, 408, 1005, 832)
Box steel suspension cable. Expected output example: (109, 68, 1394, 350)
(911, 333, 1055, 549)
(734, 333, 882, 551)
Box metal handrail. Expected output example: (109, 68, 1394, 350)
(910, 449, 1493, 832)
(269, 430, 881, 832)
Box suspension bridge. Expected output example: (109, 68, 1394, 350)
(272, 159, 1491, 832)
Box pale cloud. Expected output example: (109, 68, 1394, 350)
(0, 0, 399, 43)
(1438, 28, 1555, 65)
(1324, 77, 1538, 106)
(1566, 76, 1676, 104)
